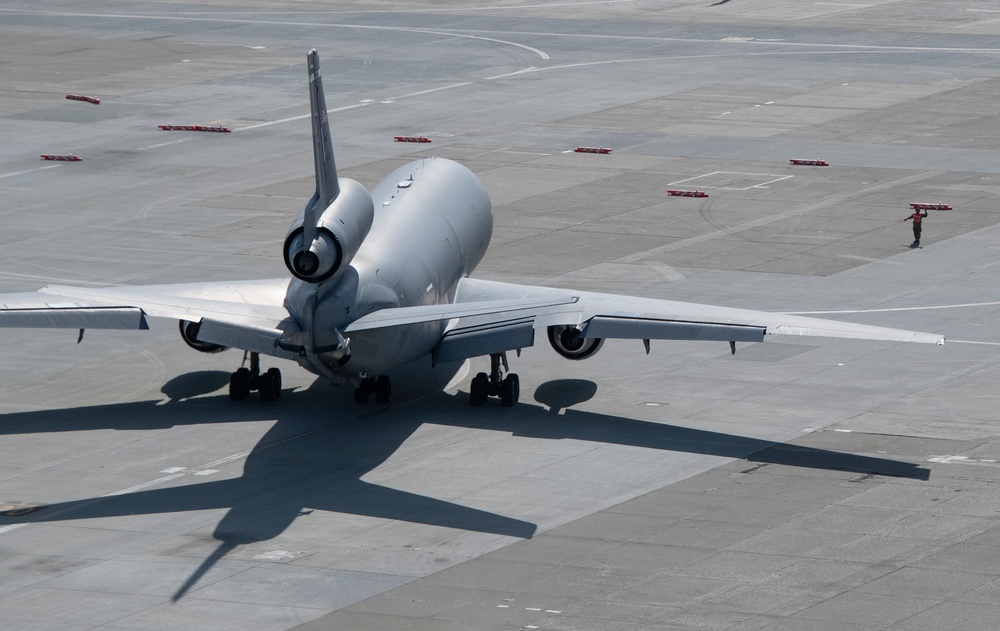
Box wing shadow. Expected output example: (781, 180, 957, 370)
(0, 375, 928, 600)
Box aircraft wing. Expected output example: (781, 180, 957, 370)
(345, 277, 944, 365)
(0, 279, 300, 356)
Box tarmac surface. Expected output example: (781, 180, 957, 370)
(3, 1, 1000, 629)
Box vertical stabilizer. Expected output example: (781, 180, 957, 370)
(303, 49, 340, 248)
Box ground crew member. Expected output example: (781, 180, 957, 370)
(904, 207, 928, 247)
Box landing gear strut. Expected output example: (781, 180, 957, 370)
(470, 352, 519, 407)
(354, 374, 391, 404)
(229, 352, 282, 402)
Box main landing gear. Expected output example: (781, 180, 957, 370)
(470, 352, 519, 407)
(229, 351, 282, 402)
(354, 374, 391, 404)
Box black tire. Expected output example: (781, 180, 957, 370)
(499, 374, 519, 407)
(470, 372, 488, 406)
(354, 385, 369, 404)
(229, 368, 250, 401)
(266, 367, 282, 399)
(259, 370, 278, 402)
(375, 375, 391, 404)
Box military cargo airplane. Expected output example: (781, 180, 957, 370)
(0, 50, 944, 406)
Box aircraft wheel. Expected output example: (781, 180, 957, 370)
(354, 378, 373, 404)
(229, 368, 251, 401)
(499, 373, 519, 407)
(266, 368, 282, 399)
(259, 368, 281, 402)
(375, 375, 391, 404)
(470, 372, 488, 406)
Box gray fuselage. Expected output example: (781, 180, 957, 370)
(284, 156, 492, 380)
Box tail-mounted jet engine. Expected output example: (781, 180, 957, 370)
(547, 324, 605, 360)
(283, 178, 375, 284)
(179, 320, 227, 353)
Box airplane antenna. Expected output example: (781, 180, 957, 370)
(302, 49, 340, 252)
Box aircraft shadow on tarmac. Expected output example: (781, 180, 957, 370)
(0, 373, 929, 600)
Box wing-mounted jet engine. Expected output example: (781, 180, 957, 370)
(179, 320, 227, 353)
(547, 324, 604, 360)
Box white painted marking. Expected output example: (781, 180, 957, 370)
(834, 429, 853, 433)
(751, 175, 795, 188)
(0, 164, 61, 179)
(412, 31, 548, 59)
(107, 473, 186, 496)
(498, 605, 510, 608)
(160, 467, 186, 474)
(765, 101, 775, 104)
(645, 262, 685, 281)
(526, 607, 541, 611)
(487, 57, 660, 80)
(667, 171, 792, 191)
(194, 469, 220, 476)
(968, 9, 1000, 12)
(0, 524, 27, 535)
(502, 150, 552, 156)
(950, 340, 1000, 347)
(202, 451, 252, 469)
(235, 103, 367, 132)
(545, 610, 562, 614)
(136, 137, 194, 151)
(391, 82, 472, 100)
(787, 301, 1000, 315)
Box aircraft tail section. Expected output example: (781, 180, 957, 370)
(283, 50, 375, 285)
(304, 49, 340, 246)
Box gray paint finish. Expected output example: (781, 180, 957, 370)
(2, 1, 1000, 630)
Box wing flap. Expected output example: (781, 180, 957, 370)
(452, 278, 945, 348)
(0, 306, 148, 330)
(583, 316, 765, 343)
(344, 296, 579, 333)
(196, 319, 285, 355)
(432, 317, 535, 365)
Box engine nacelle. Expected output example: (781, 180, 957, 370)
(283, 178, 375, 284)
(547, 324, 604, 360)
(179, 320, 227, 353)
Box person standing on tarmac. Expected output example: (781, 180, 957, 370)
(904, 207, 929, 247)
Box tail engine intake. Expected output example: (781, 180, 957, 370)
(547, 324, 604, 360)
(283, 179, 374, 284)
